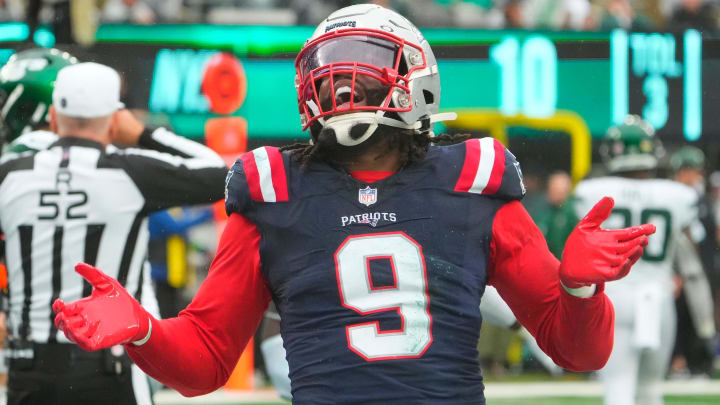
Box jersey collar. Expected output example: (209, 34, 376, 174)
(348, 170, 395, 183)
(50, 136, 105, 151)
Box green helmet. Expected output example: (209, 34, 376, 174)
(669, 146, 705, 172)
(0, 48, 77, 147)
(600, 115, 663, 174)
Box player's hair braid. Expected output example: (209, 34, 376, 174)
(280, 131, 469, 168)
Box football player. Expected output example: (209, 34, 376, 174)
(0, 47, 77, 397)
(53, 5, 655, 403)
(0, 48, 80, 300)
(0, 48, 78, 158)
(573, 115, 699, 405)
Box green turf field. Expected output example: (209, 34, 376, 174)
(490, 396, 720, 405)
(162, 396, 720, 405)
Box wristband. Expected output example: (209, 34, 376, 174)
(132, 318, 152, 346)
(561, 282, 596, 298)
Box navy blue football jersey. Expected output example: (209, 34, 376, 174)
(225, 138, 525, 404)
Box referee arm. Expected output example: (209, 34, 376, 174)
(111, 113, 228, 210)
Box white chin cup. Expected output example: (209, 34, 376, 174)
(321, 111, 459, 147)
(323, 112, 380, 147)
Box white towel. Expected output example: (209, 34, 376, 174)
(633, 283, 663, 349)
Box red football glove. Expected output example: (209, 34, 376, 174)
(560, 197, 656, 289)
(53, 262, 151, 351)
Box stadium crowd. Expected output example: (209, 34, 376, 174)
(0, 0, 717, 31)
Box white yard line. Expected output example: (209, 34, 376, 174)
(153, 380, 720, 404)
(153, 388, 285, 404)
(485, 379, 720, 398)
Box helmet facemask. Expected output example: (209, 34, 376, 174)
(296, 29, 429, 150)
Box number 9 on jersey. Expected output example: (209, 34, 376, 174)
(335, 232, 433, 361)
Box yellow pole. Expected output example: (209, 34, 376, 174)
(445, 109, 592, 185)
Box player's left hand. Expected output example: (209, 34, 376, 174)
(53, 262, 150, 351)
(560, 196, 656, 289)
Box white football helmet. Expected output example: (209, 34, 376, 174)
(294, 4, 456, 146)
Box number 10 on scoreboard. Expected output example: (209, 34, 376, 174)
(490, 35, 558, 119)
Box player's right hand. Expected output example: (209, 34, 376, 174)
(53, 262, 150, 351)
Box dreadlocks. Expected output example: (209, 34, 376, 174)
(280, 130, 470, 169)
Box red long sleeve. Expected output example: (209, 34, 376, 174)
(126, 213, 271, 396)
(488, 201, 614, 371)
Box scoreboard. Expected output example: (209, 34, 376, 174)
(435, 29, 719, 145)
(1, 24, 719, 144)
(485, 30, 707, 142)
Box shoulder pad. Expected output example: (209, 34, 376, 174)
(453, 137, 525, 200)
(225, 146, 289, 215)
(7, 130, 58, 153)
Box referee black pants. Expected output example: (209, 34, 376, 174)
(7, 343, 144, 405)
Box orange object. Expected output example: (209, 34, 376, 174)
(224, 337, 255, 390)
(213, 200, 228, 222)
(205, 116, 248, 167)
(206, 115, 248, 227)
(212, 200, 252, 391)
(213, 198, 252, 391)
(204, 73, 253, 390)
(202, 52, 247, 115)
(0, 263, 7, 290)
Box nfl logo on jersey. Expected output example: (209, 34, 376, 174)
(358, 186, 377, 206)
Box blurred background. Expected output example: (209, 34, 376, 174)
(1, 0, 720, 404)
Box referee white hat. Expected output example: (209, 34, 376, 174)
(52, 62, 125, 118)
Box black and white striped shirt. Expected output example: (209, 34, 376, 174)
(0, 128, 227, 344)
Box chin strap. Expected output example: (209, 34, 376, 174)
(376, 111, 458, 131)
(323, 111, 459, 146)
(429, 112, 459, 124)
(421, 112, 458, 136)
(323, 112, 380, 146)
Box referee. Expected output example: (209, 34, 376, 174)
(0, 62, 227, 404)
